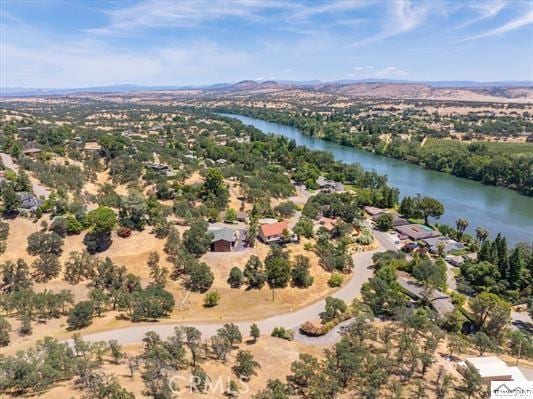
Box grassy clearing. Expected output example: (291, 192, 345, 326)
(424, 137, 533, 155)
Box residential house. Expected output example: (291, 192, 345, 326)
(317, 176, 344, 193)
(422, 236, 465, 255)
(84, 142, 102, 153)
(316, 216, 336, 232)
(459, 356, 527, 383)
(363, 206, 385, 216)
(395, 224, 441, 241)
(17, 127, 34, 133)
(258, 221, 289, 244)
(22, 148, 42, 157)
(17, 193, 42, 212)
(211, 228, 238, 252)
(445, 255, 465, 267)
(145, 162, 175, 176)
(371, 212, 409, 227)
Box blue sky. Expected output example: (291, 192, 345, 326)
(1, 0, 532, 88)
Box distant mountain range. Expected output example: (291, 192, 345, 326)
(2, 79, 532, 97)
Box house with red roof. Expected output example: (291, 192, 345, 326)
(258, 221, 289, 244)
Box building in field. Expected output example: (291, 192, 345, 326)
(459, 356, 527, 383)
(258, 221, 289, 244)
(210, 228, 238, 252)
(83, 142, 102, 153)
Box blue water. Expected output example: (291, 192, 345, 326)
(221, 113, 533, 246)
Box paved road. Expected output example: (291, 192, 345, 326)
(0, 152, 50, 198)
(78, 230, 386, 345)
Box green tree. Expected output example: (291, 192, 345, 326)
(183, 220, 212, 256)
(67, 300, 94, 330)
(376, 213, 393, 231)
(184, 261, 214, 292)
(200, 168, 229, 210)
(233, 350, 261, 380)
(15, 170, 31, 192)
(1, 184, 21, 213)
(130, 286, 175, 321)
(472, 331, 495, 356)
(89, 288, 109, 317)
(412, 258, 447, 302)
(204, 291, 220, 307)
(291, 255, 314, 288)
(31, 254, 61, 283)
(108, 339, 124, 364)
(460, 363, 483, 399)
(293, 216, 314, 239)
(320, 296, 347, 323)
(265, 246, 291, 300)
(163, 227, 181, 261)
(0, 316, 11, 346)
(227, 267, 244, 288)
(456, 218, 469, 240)
(361, 265, 406, 316)
(419, 196, 444, 225)
(470, 292, 511, 340)
(64, 250, 97, 284)
(217, 323, 242, 348)
(475, 226, 489, 243)
(225, 208, 238, 223)
(119, 189, 148, 230)
(85, 206, 117, 253)
(250, 323, 260, 342)
(244, 255, 266, 289)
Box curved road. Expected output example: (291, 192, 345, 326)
(0, 152, 50, 198)
(79, 229, 396, 345)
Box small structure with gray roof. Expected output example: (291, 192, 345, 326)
(210, 228, 238, 252)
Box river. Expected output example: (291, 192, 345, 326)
(221, 114, 533, 246)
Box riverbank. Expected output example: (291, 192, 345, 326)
(216, 108, 532, 196)
(217, 113, 533, 246)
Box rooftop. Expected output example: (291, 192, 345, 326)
(260, 221, 288, 237)
(462, 357, 527, 381)
(211, 228, 237, 243)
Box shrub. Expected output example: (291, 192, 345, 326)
(117, 226, 132, 238)
(67, 301, 94, 330)
(66, 215, 83, 235)
(328, 273, 344, 287)
(204, 291, 221, 308)
(227, 267, 244, 288)
(271, 327, 294, 341)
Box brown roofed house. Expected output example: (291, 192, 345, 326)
(259, 221, 289, 244)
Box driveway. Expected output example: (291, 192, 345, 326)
(76, 235, 384, 345)
(0, 152, 50, 199)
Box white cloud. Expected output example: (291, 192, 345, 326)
(453, 1, 508, 30)
(350, 0, 430, 47)
(463, 10, 533, 41)
(88, 0, 370, 35)
(0, 34, 253, 87)
(347, 65, 408, 79)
